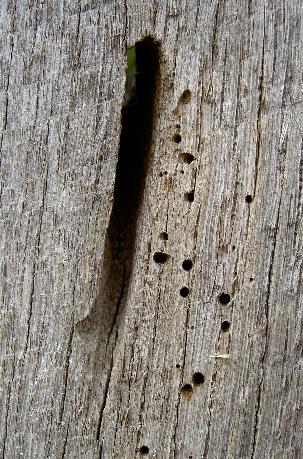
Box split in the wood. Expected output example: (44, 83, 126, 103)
(75, 37, 160, 343)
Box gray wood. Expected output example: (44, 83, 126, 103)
(1, 1, 302, 458)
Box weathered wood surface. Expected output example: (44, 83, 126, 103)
(1, 1, 302, 458)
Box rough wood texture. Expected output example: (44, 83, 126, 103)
(1, 1, 302, 458)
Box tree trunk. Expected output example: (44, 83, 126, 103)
(1, 1, 302, 458)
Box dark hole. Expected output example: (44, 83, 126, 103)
(245, 194, 253, 203)
(185, 191, 194, 202)
(160, 232, 168, 241)
(219, 293, 231, 304)
(173, 133, 182, 143)
(182, 259, 193, 271)
(232, 245, 236, 251)
(140, 445, 149, 455)
(192, 372, 205, 385)
(250, 277, 254, 282)
(181, 383, 193, 396)
(179, 89, 191, 104)
(180, 287, 189, 297)
(191, 325, 194, 329)
(176, 123, 181, 129)
(153, 252, 169, 264)
(179, 153, 195, 164)
(176, 364, 180, 368)
(221, 320, 230, 331)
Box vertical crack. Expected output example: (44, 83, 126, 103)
(76, 37, 160, 438)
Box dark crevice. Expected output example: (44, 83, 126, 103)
(76, 37, 160, 343)
(76, 38, 160, 441)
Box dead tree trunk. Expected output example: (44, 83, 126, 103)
(1, 1, 302, 458)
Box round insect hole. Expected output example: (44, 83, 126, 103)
(181, 383, 193, 396)
(219, 293, 231, 304)
(192, 372, 205, 385)
(140, 445, 149, 455)
(176, 364, 180, 368)
(221, 320, 230, 332)
(182, 259, 193, 271)
(185, 191, 194, 202)
(180, 287, 189, 297)
(173, 133, 182, 143)
(250, 277, 254, 282)
(180, 153, 195, 164)
(180, 89, 191, 104)
(245, 194, 253, 203)
(153, 252, 169, 264)
(159, 232, 168, 241)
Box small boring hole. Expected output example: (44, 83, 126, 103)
(180, 287, 189, 297)
(181, 383, 193, 397)
(173, 134, 182, 143)
(179, 153, 195, 164)
(250, 277, 254, 282)
(182, 259, 193, 271)
(153, 252, 169, 264)
(176, 364, 180, 368)
(219, 293, 231, 304)
(245, 195, 253, 203)
(179, 89, 191, 104)
(192, 372, 205, 385)
(140, 445, 149, 455)
(159, 232, 168, 241)
(184, 191, 194, 202)
(221, 320, 230, 332)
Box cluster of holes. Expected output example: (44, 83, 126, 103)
(159, 89, 206, 404)
(181, 372, 205, 398)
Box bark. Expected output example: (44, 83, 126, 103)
(1, 1, 302, 458)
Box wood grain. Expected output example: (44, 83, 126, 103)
(1, 1, 302, 458)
